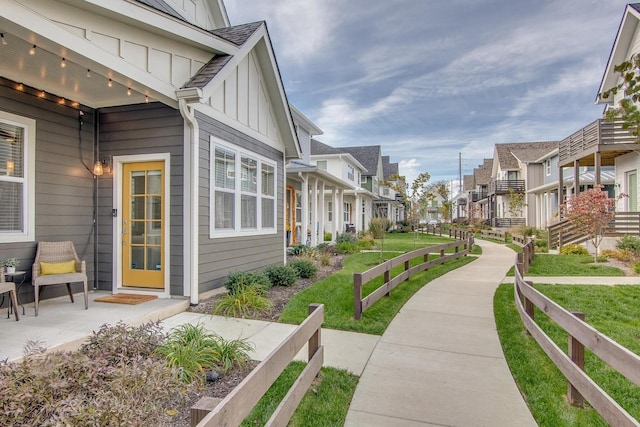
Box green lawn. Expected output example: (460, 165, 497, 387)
(280, 233, 479, 335)
(241, 362, 358, 427)
(506, 254, 624, 276)
(495, 283, 640, 426)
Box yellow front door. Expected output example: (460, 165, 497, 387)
(122, 161, 164, 289)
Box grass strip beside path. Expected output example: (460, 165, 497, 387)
(281, 233, 479, 335)
(495, 284, 640, 426)
(506, 254, 624, 276)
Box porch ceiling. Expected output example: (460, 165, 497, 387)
(559, 146, 634, 168)
(0, 29, 152, 108)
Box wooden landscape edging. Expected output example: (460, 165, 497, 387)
(353, 237, 472, 320)
(513, 262, 640, 426)
(195, 304, 324, 427)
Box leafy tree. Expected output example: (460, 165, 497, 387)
(560, 186, 622, 261)
(599, 53, 640, 137)
(427, 180, 452, 222)
(384, 172, 432, 246)
(507, 187, 527, 218)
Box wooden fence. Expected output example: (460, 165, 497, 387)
(478, 228, 508, 242)
(353, 238, 472, 320)
(512, 235, 535, 275)
(194, 304, 324, 427)
(513, 265, 640, 426)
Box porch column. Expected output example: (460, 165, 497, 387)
(301, 175, 309, 245)
(354, 193, 361, 232)
(310, 178, 318, 246)
(595, 151, 601, 186)
(319, 181, 326, 244)
(574, 160, 580, 196)
(331, 187, 338, 240)
(558, 164, 564, 210)
(338, 189, 345, 234)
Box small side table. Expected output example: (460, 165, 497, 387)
(5, 270, 26, 316)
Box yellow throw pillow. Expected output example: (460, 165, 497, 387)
(40, 260, 76, 275)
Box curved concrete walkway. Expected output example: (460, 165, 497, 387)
(344, 240, 537, 427)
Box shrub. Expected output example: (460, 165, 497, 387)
(337, 242, 360, 254)
(213, 286, 273, 317)
(609, 248, 637, 263)
(289, 258, 318, 279)
(559, 244, 590, 256)
(357, 234, 375, 250)
(265, 264, 299, 287)
(0, 322, 185, 426)
(225, 270, 271, 295)
(324, 232, 332, 241)
(335, 232, 356, 244)
(616, 235, 640, 255)
(289, 244, 317, 259)
(634, 261, 640, 274)
(320, 253, 331, 266)
(369, 218, 392, 239)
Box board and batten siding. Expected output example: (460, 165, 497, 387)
(0, 80, 96, 304)
(98, 103, 185, 295)
(196, 111, 285, 292)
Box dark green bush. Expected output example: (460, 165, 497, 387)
(616, 235, 640, 255)
(265, 264, 299, 287)
(324, 232, 332, 241)
(559, 244, 590, 256)
(289, 258, 318, 279)
(225, 270, 271, 295)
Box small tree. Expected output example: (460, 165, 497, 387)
(560, 186, 622, 261)
(507, 187, 527, 218)
(599, 53, 640, 138)
(384, 172, 432, 247)
(427, 180, 452, 223)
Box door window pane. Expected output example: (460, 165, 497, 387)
(131, 221, 145, 244)
(131, 171, 145, 194)
(147, 196, 161, 220)
(146, 247, 161, 270)
(147, 170, 161, 194)
(146, 221, 162, 244)
(131, 246, 144, 270)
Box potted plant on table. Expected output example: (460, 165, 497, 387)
(2, 257, 20, 274)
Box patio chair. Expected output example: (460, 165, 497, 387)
(0, 268, 19, 321)
(32, 241, 88, 316)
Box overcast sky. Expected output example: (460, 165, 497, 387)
(225, 0, 630, 188)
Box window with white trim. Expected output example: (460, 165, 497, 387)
(210, 138, 277, 237)
(0, 111, 35, 243)
(344, 202, 351, 222)
(316, 160, 327, 171)
(328, 201, 333, 221)
(347, 165, 354, 181)
(545, 159, 551, 176)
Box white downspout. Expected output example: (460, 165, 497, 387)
(177, 89, 202, 306)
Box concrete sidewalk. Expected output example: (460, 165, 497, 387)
(345, 240, 537, 426)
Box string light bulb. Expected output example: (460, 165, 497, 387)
(145, 95, 149, 103)
(1, 33, 7, 46)
(86, 69, 91, 78)
(16, 83, 23, 91)
(29, 45, 36, 55)
(60, 57, 66, 68)
(127, 87, 131, 96)
(39, 89, 45, 98)
(108, 78, 112, 88)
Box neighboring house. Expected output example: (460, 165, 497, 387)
(590, 3, 640, 213)
(468, 159, 493, 223)
(380, 155, 405, 224)
(309, 139, 370, 234)
(286, 107, 352, 246)
(489, 141, 557, 228)
(0, 0, 300, 306)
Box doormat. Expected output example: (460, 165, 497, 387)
(94, 293, 158, 305)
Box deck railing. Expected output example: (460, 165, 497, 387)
(558, 119, 637, 164)
(488, 180, 525, 195)
(547, 212, 640, 249)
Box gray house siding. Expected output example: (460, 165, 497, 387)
(98, 103, 185, 296)
(196, 111, 285, 292)
(0, 81, 96, 305)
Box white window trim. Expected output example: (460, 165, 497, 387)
(0, 110, 35, 243)
(209, 136, 277, 238)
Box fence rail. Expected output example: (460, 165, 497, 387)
(353, 238, 472, 320)
(478, 228, 508, 242)
(512, 235, 535, 275)
(513, 265, 640, 426)
(195, 304, 324, 427)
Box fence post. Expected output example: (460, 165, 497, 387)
(354, 273, 363, 320)
(516, 252, 524, 277)
(404, 260, 410, 282)
(384, 269, 391, 296)
(568, 311, 585, 406)
(308, 304, 322, 362)
(524, 280, 535, 321)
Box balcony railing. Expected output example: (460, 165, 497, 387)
(558, 119, 637, 165)
(488, 180, 525, 195)
(471, 191, 488, 202)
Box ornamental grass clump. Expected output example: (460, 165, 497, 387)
(213, 285, 273, 317)
(225, 270, 271, 296)
(0, 322, 186, 427)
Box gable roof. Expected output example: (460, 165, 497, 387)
(382, 156, 399, 179)
(310, 139, 344, 155)
(135, 0, 230, 29)
(339, 146, 381, 177)
(209, 21, 264, 46)
(494, 141, 558, 170)
(597, 3, 640, 103)
(474, 159, 493, 185)
(463, 174, 475, 192)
